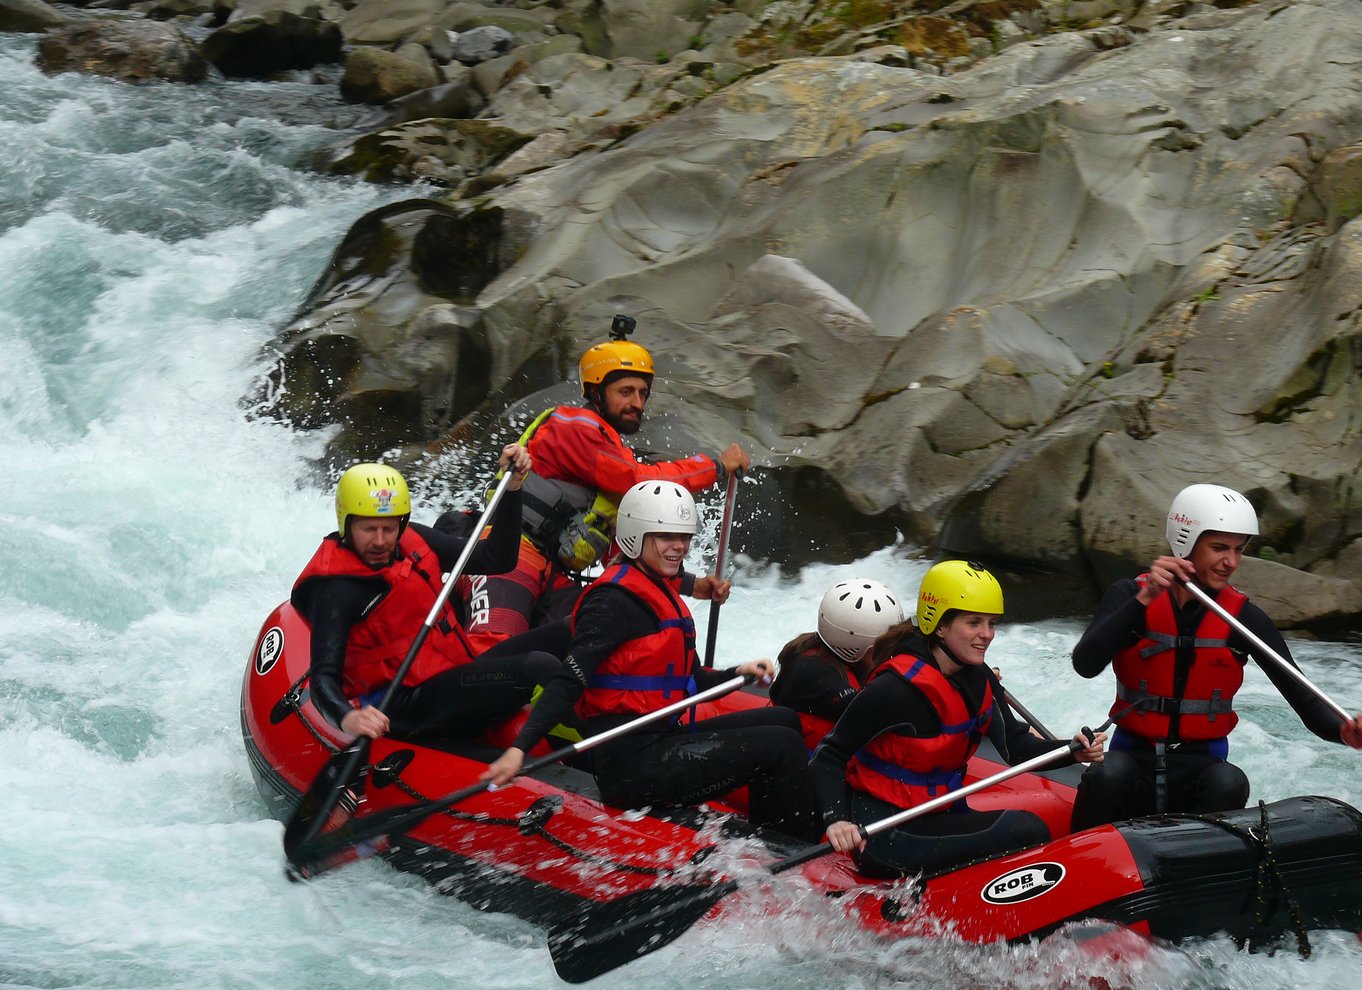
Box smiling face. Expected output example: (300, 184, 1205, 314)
(597, 374, 651, 435)
(1188, 530, 1249, 590)
(347, 516, 401, 568)
(933, 610, 998, 674)
(638, 532, 691, 578)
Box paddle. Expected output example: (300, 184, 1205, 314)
(282, 465, 519, 879)
(1181, 579, 1354, 722)
(285, 673, 754, 880)
(702, 469, 741, 668)
(547, 723, 1109, 983)
(1003, 687, 1057, 740)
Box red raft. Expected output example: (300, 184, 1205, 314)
(244, 602, 1362, 977)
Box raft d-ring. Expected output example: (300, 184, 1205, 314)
(1247, 825, 1265, 843)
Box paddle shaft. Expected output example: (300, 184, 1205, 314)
(702, 471, 740, 668)
(316, 674, 753, 850)
(1003, 688, 1057, 741)
(767, 735, 1089, 878)
(1181, 579, 1352, 723)
(290, 468, 518, 851)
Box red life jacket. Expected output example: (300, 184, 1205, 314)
(292, 528, 476, 699)
(1111, 579, 1248, 742)
(846, 653, 993, 810)
(574, 562, 697, 720)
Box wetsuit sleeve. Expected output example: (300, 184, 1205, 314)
(1072, 578, 1146, 678)
(1232, 601, 1349, 742)
(301, 578, 378, 731)
(509, 586, 654, 752)
(769, 658, 857, 720)
(536, 409, 719, 496)
(410, 490, 523, 575)
(808, 674, 938, 827)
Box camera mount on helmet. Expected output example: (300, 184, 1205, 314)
(609, 314, 637, 340)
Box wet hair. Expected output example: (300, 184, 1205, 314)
(867, 618, 931, 669)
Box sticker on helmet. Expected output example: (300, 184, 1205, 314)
(371, 488, 397, 514)
(981, 863, 1064, 905)
(256, 627, 285, 676)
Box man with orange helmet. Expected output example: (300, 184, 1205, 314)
(464, 314, 750, 646)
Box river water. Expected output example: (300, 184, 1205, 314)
(3, 31, 1362, 990)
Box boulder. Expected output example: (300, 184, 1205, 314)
(200, 11, 342, 77)
(0, 0, 70, 32)
(36, 19, 206, 83)
(340, 44, 441, 104)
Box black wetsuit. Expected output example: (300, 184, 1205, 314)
(294, 493, 565, 743)
(1069, 578, 1346, 830)
(768, 644, 859, 722)
(810, 636, 1071, 877)
(511, 567, 821, 840)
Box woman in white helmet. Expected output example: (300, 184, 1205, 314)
(769, 579, 905, 750)
(1070, 483, 1362, 831)
(481, 480, 820, 840)
(812, 561, 1105, 877)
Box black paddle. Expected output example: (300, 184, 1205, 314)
(282, 465, 518, 880)
(702, 469, 740, 668)
(547, 721, 1111, 983)
(285, 673, 754, 880)
(1003, 687, 1057, 740)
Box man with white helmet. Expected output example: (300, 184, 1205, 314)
(462, 315, 750, 648)
(1070, 483, 1362, 830)
(770, 579, 905, 749)
(481, 480, 819, 840)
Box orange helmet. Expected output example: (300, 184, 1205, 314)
(578, 340, 654, 398)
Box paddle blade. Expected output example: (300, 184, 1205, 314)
(282, 745, 369, 879)
(547, 880, 736, 983)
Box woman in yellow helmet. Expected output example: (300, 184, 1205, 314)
(811, 560, 1106, 877)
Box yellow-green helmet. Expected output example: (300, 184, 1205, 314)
(335, 463, 411, 537)
(916, 560, 1004, 635)
(579, 340, 655, 397)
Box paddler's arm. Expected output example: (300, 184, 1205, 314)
(1072, 578, 1146, 678)
(1232, 601, 1362, 745)
(303, 577, 389, 738)
(809, 675, 932, 851)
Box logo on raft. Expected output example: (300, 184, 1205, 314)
(980, 862, 1065, 904)
(256, 626, 285, 675)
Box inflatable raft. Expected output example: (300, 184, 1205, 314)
(243, 602, 1362, 980)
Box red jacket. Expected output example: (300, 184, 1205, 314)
(527, 404, 718, 497)
(292, 529, 476, 699)
(846, 654, 992, 810)
(1111, 580, 1247, 742)
(574, 562, 698, 719)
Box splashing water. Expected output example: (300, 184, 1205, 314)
(3, 32, 1361, 990)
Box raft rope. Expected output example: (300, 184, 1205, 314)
(276, 686, 694, 877)
(1190, 800, 1312, 958)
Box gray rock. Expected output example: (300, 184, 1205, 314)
(450, 23, 511, 65)
(1, 0, 70, 31)
(257, 0, 1362, 622)
(36, 19, 206, 83)
(201, 10, 342, 77)
(340, 44, 440, 104)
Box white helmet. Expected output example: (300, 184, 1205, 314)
(615, 480, 698, 559)
(817, 579, 905, 662)
(1165, 483, 1259, 558)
